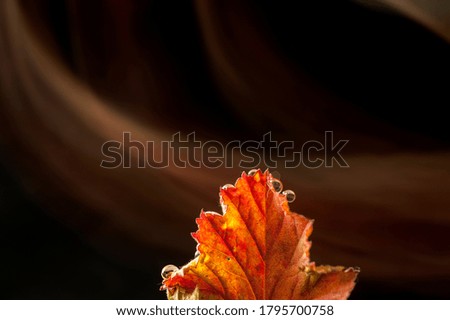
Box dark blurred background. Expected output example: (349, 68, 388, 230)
(0, 0, 449, 299)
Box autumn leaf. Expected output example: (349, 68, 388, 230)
(161, 169, 359, 299)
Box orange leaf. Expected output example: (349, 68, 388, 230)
(161, 170, 359, 299)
